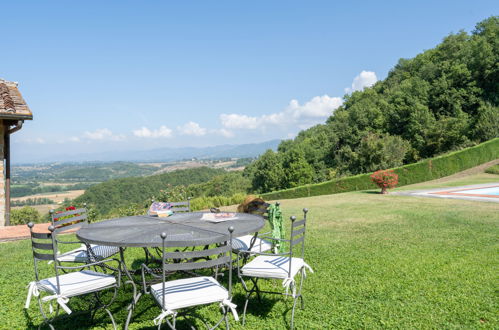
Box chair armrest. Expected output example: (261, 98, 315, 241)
(257, 230, 272, 236)
(56, 240, 83, 244)
(258, 235, 287, 242)
(141, 263, 163, 293)
(57, 258, 114, 269)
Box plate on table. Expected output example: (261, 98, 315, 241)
(201, 212, 237, 222)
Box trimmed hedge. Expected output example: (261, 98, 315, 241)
(262, 138, 499, 200)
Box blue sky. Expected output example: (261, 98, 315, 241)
(2, 1, 497, 163)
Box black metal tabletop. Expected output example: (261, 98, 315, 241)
(76, 212, 265, 247)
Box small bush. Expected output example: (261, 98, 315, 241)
(485, 164, 499, 175)
(190, 193, 246, 211)
(10, 206, 41, 225)
(370, 170, 398, 194)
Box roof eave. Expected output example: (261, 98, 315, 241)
(0, 114, 33, 121)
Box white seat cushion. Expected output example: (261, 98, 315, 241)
(150, 276, 228, 311)
(37, 270, 116, 297)
(241, 255, 306, 279)
(57, 244, 119, 263)
(231, 235, 273, 253)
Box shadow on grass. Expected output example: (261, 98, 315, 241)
(361, 190, 383, 194)
(232, 292, 278, 320)
(25, 290, 131, 329)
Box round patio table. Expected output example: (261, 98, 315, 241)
(77, 212, 265, 329)
(77, 212, 265, 247)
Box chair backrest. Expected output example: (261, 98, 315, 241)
(50, 206, 88, 234)
(159, 226, 234, 308)
(169, 197, 191, 213)
(287, 208, 308, 275)
(27, 223, 62, 292)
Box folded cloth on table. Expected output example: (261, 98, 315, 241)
(148, 202, 171, 216)
(157, 210, 174, 218)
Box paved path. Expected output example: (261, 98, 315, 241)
(393, 183, 499, 203)
(0, 223, 50, 242)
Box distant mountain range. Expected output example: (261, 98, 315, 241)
(14, 139, 281, 164)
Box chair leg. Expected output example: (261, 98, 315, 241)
(224, 307, 230, 330)
(291, 295, 299, 330)
(298, 267, 306, 309)
(210, 305, 229, 330)
(92, 287, 118, 329)
(290, 267, 307, 329)
(36, 295, 59, 330)
(240, 276, 261, 325)
(104, 307, 117, 330)
(249, 278, 262, 302)
(162, 314, 177, 330)
(242, 297, 250, 326)
(125, 291, 142, 329)
(143, 247, 151, 264)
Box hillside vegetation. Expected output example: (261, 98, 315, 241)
(75, 167, 229, 214)
(245, 17, 499, 193)
(13, 162, 160, 184)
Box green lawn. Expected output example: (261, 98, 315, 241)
(394, 172, 499, 191)
(1, 177, 498, 329)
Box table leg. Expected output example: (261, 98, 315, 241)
(119, 247, 141, 330)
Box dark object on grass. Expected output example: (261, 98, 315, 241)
(237, 195, 269, 215)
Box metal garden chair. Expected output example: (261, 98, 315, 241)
(140, 227, 239, 329)
(237, 208, 313, 330)
(169, 197, 191, 213)
(231, 201, 274, 255)
(50, 206, 119, 265)
(145, 198, 193, 265)
(24, 222, 121, 330)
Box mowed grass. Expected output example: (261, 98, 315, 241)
(393, 172, 499, 191)
(1, 181, 498, 329)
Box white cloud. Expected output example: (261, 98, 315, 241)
(83, 128, 125, 141)
(285, 95, 343, 119)
(345, 70, 377, 94)
(219, 94, 342, 131)
(177, 121, 207, 136)
(220, 114, 260, 129)
(68, 136, 80, 142)
(133, 126, 173, 138)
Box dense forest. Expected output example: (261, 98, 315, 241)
(244, 17, 499, 193)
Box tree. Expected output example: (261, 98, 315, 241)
(354, 133, 410, 173)
(471, 102, 499, 142)
(281, 148, 314, 188)
(250, 150, 284, 193)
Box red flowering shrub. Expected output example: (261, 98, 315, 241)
(53, 205, 79, 227)
(370, 170, 398, 194)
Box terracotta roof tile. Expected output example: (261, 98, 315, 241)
(0, 79, 33, 119)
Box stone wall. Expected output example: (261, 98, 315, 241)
(0, 122, 4, 226)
